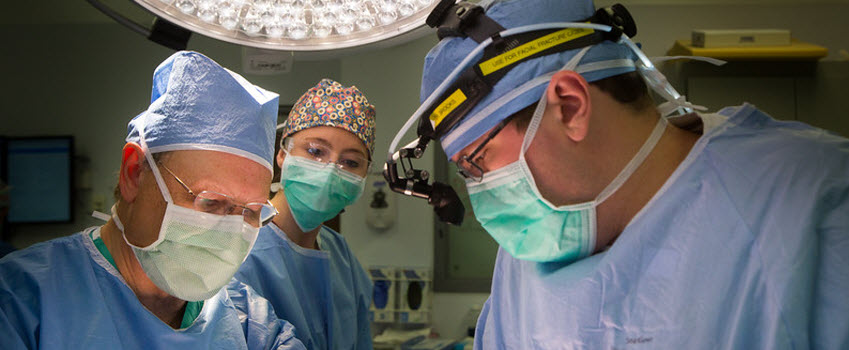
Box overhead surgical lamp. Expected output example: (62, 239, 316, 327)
(87, 0, 438, 51)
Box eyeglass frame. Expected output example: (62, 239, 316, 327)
(282, 137, 372, 176)
(456, 117, 513, 182)
(160, 165, 278, 227)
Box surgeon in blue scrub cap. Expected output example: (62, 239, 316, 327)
(0, 51, 305, 350)
(397, 0, 849, 348)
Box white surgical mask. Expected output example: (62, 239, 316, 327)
(111, 120, 260, 301)
(112, 203, 258, 301)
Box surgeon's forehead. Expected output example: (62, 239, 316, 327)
(162, 150, 271, 202)
(450, 127, 494, 163)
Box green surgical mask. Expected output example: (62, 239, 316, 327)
(281, 155, 366, 231)
(466, 94, 667, 263)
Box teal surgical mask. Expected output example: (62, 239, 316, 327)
(465, 91, 668, 263)
(281, 155, 366, 231)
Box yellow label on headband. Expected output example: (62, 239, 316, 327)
(430, 89, 468, 127)
(478, 27, 594, 76)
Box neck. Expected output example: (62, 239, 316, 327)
(100, 211, 187, 329)
(593, 110, 700, 250)
(270, 192, 321, 249)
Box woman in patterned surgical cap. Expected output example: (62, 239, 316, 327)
(236, 78, 376, 350)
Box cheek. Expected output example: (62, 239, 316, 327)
(125, 191, 167, 247)
(524, 131, 568, 203)
(488, 128, 525, 170)
(525, 151, 564, 204)
(491, 151, 520, 171)
(124, 174, 169, 246)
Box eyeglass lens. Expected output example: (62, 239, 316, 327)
(455, 118, 512, 181)
(286, 139, 369, 174)
(194, 191, 275, 227)
(162, 165, 276, 226)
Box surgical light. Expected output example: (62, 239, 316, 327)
(127, 0, 438, 51)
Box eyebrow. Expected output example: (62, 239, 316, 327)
(456, 139, 486, 163)
(302, 136, 332, 147)
(302, 136, 368, 158)
(190, 179, 269, 204)
(465, 118, 511, 161)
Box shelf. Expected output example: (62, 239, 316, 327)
(667, 39, 828, 60)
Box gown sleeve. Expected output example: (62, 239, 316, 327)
(227, 278, 307, 350)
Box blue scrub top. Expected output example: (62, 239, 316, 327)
(474, 104, 849, 349)
(0, 241, 16, 259)
(0, 227, 306, 350)
(236, 224, 373, 350)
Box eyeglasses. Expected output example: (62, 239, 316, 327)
(161, 165, 277, 227)
(456, 117, 512, 182)
(283, 138, 370, 176)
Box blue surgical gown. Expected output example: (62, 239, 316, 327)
(236, 224, 373, 350)
(0, 227, 306, 350)
(475, 104, 849, 349)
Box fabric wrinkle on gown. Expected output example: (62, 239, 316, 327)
(474, 103, 849, 350)
(0, 227, 306, 350)
(236, 224, 373, 350)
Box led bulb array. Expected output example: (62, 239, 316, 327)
(160, 0, 434, 41)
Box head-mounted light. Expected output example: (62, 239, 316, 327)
(384, 0, 686, 225)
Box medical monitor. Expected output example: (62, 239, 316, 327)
(2, 136, 74, 224)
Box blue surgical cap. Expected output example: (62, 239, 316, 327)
(127, 51, 279, 173)
(421, 0, 637, 158)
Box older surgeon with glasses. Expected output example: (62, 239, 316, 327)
(237, 79, 375, 350)
(0, 51, 305, 350)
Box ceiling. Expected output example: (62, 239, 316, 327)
(7, 0, 156, 25)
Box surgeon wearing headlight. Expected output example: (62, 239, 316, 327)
(236, 79, 375, 350)
(387, 0, 849, 348)
(0, 51, 305, 350)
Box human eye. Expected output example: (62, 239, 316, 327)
(245, 203, 276, 226)
(307, 147, 322, 156)
(196, 197, 227, 214)
(242, 206, 260, 222)
(456, 155, 473, 173)
(339, 156, 363, 169)
(306, 145, 327, 159)
(473, 149, 488, 168)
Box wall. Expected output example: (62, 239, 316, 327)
(338, 36, 437, 269)
(336, 36, 493, 339)
(600, 1, 849, 61)
(0, 22, 342, 248)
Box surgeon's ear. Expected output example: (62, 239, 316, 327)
(546, 70, 591, 142)
(118, 143, 145, 203)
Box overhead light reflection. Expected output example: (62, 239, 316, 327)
(132, 0, 437, 51)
